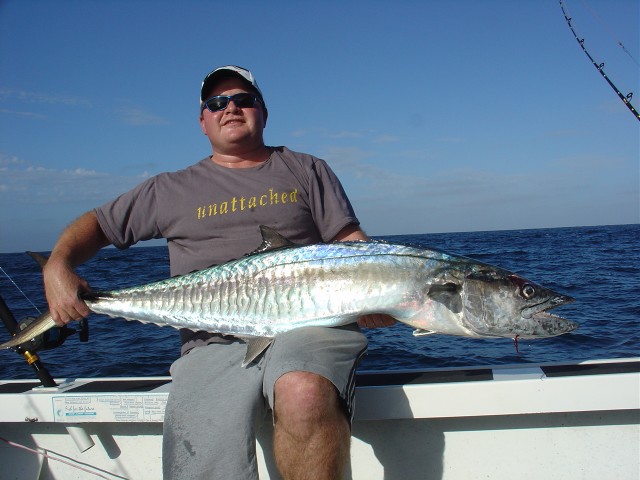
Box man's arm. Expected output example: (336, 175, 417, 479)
(331, 224, 369, 242)
(331, 224, 397, 329)
(43, 211, 111, 325)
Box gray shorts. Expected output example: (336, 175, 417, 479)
(162, 324, 367, 480)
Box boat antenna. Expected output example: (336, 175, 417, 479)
(559, 0, 640, 122)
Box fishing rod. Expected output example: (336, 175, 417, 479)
(0, 262, 96, 454)
(559, 0, 640, 122)
(0, 293, 57, 387)
(0, 256, 89, 385)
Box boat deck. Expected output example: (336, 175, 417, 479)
(1, 358, 638, 479)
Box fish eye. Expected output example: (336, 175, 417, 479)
(521, 284, 536, 299)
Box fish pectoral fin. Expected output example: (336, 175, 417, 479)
(427, 283, 463, 313)
(413, 329, 436, 337)
(241, 336, 274, 367)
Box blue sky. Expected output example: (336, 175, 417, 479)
(1, 0, 638, 253)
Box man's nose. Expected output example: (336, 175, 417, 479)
(225, 99, 241, 112)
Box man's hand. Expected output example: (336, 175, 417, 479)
(41, 211, 110, 326)
(357, 314, 397, 329)
(43, 259, 92, 326)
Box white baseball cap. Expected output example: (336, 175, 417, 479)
(200, 65, 265, 107)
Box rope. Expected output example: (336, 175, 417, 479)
(0, 436, 126, 479)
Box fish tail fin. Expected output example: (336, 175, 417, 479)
(0, 311, 57, 349)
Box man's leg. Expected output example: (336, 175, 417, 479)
(262, 325, 368, 480)
(163, 341, 267, 480)
(273, 371, 351, 479)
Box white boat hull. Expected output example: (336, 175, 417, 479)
(1, 358, 638, 479)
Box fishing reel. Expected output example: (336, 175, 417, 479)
(14, 316, 89, 352)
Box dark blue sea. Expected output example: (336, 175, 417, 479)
(0, 224, 638, 380)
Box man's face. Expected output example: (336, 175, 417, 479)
(199, 77, 267, 155)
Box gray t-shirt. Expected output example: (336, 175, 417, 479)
(94, 146, 360, 351)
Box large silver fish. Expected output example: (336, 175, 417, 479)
(1, 226, 577, 365)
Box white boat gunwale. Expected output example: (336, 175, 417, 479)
(0, 357, 638, 480)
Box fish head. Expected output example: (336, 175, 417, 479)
(460, 268, 577, 339)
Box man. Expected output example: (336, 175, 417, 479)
(43, 65, 392, 479)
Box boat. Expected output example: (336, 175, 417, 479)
(0, 357, 638, 479)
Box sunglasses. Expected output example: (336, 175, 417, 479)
(201, 93, 260, 113)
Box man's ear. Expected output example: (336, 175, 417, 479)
(199, 113, 207, 135)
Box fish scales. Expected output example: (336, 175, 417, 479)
(88, 242, 415, 337)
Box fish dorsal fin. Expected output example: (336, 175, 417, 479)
(248, 226, 296, 256)
(241, 336, 274, 367)
(26, 251, 49, 269)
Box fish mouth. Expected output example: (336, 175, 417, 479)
(525, 294, 578, 335)
(531, 310, 579, 331)
(523, 293, 575, 319)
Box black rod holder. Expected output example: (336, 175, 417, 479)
(0, 294, 57, 387)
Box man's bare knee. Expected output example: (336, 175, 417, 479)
(272, 371, 350, 478)
(274, 372, 344, 426)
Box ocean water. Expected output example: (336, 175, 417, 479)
(0, 224, 638, 380)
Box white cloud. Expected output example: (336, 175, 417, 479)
(0, 88, 92, 107)
(0, 154, 24, 167)
(0, 108, 47, 119)
(0, 154, 145, 206)
(374, 134, 400, 143)
(434, 136, 466, 144)
(327, 130, 363, 139)
(116, 107, 170, 126)
(290, 127, 384, 142)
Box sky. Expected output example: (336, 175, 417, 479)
(0, 0, 638, 253)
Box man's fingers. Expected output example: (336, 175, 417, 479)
(358, 314, 397, 329)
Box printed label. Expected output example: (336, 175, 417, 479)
(52, 394, 167, 423)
